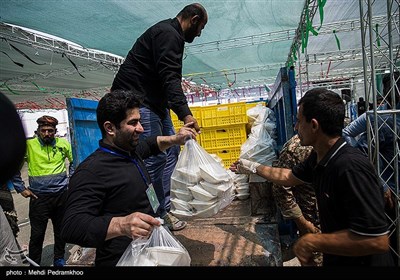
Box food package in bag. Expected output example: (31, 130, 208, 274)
(117, 219, 190, 266)
(170, 139, 234, 218)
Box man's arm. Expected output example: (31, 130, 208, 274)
(294, 215, 319, 235)
(136, 123, 197, 159)
(153, 29, 190, 120)
(342, 112, 367, 146)
(68, 163, 75, 178)
(11, 171, 25, 193)
(230, 159, 304, 186)
(154, 28, 201, 132)
(257, 163, 303, 186)
(182, 115, 201, 132)
(293, 230, 390, 266)
(62, 170, 161, 247)
(11, 171, 38, 199)
(65, 141, 75, 176)
(106, 213, 161, 240)
(61, 169, 113, 247)
(156, 123, 197, 151)
(272, 183, 318, 235)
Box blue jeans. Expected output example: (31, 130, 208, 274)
(139, 107, 180, 217)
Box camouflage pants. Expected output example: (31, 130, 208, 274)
(271, 135, 321, 265)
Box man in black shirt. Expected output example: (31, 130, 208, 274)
(230, 88, 393, 266)
(111, 3, 208, 231)
(61, 90, 197, 266)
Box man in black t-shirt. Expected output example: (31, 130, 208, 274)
(231, 88, 393, 266)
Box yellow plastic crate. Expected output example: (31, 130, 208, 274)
(199, 124, 247, 149)
(170, 106, 202, 130)
(171, 117, 184, 131)
(246, 101, 266, 110)
(206, 145, 242, 169)
(200, 102, 247, 128)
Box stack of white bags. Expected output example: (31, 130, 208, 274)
(226, 171, 250, 200)
(170, 139, 234, 218)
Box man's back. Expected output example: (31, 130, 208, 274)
(111, 18, 186, 120)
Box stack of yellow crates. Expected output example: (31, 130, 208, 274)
(170, 102, 248, 168)
(170, 106, 202, 129)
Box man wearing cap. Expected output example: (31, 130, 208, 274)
(12, 115, 74, 267)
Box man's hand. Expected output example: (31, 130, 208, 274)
(294, 215, 319, 236)
(230, 159, 260, 174)
(20, 189, 38, 199)
(157, 124, 197, 151)
(176, 123, 197, 143)
(108, 212, 161, 240)
(183, 115, 200, 133)
(122, 212, 161, 239)
(384, 189, 394, 209)
(293, 233, 318, 266)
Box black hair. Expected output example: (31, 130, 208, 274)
(298, 88, 345, 137)
(177, 3, 206, 21)
(96, 90, 143, 137)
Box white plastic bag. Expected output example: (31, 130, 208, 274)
(172, 139, 230, 186)
(240, 107, 277, 166)
(116, 222, 191, 266)
(170, 139, 234, 218)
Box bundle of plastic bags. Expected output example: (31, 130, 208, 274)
(170, 139, 234, 218)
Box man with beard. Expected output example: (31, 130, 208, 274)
(12, 115, 74, 267)
(61, 90, 197, 266)
(111, 3, 207, 231)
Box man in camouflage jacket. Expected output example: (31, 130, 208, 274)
(272, 134, 322, 265)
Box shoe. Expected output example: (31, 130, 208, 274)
(53, 258, 66, 267)
(163, 213, 187, 231)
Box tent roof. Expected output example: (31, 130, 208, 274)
(0, 1, 397, 108)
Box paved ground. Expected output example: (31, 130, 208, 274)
(12, 162, 300, 267)
(12, 163, 76, 267)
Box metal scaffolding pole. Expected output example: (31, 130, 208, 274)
(359, 0, 400, 265)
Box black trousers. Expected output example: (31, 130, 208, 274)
(28, 189, 67, 265)
(0, 183, 19, 238)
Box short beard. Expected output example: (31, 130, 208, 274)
(42, 137, 53, 145)
(113, 136, 138, 153)
(184, 25, 198, 43)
